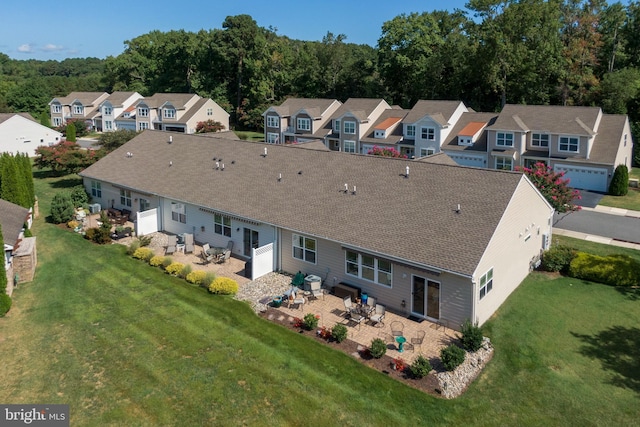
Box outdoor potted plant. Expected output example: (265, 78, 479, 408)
(391, 357, 405, 371)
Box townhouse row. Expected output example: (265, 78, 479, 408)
(263, 98, 634, 192)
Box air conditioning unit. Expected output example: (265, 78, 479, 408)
(89, 203, 101, 214)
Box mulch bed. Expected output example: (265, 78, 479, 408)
(260, 307, 443, 397)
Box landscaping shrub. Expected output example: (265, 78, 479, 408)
(441, 345, 466, 371)
(23, 228, 32, 238)
(409, 355, 432, 379)
(569, 252, 640, 287)
(0, 293, 11, 317)
(67, 220, 80, 229)
(138, 235, 152, 247)
(186, 270, 208, 286)
(459, 320, 484, 352)
(83, 227, 111, 244)
(236, 132, 249, 140)
(369, 338, 387, 359)
(608, 164, 629, 196)
(127, 239, 140, 255)
(70, 185, 89, 207)
(202, 272, 217, 288)
(133, 247, 154, 261)
(149, 255, 165, 267)
(179, 264, 192, 279)
(331, 324, 348, 343)
(165, 262, 185, 276)
(50, 192, 74, 223)
(302, 313, 320, 330)
(208, 277, 239, 295)
(541, 244, 577, 273)
(162, 257, 173, 270)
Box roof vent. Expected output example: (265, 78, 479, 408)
(262, 147, 268, 157)
(352, 185, 357, 195)
(169, 161, 173, 167)
(168, 135, 173, 143)
(405, 166, 410, 178)
(455, 204, 461, 214)
(278, 173, 282, 182)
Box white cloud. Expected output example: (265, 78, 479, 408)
(42, 44, 64, 52)
(17, 44, 33, 53)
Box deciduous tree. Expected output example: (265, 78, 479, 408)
(518, 162, 581, 212)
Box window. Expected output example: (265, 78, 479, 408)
(104, 106, 112, 116)
(163, 108, 176, 119)
(496, 132, 514, 147)
(207, 108, 213, 116)
(53, 118, 62, 126)
(532, 133, 549, 147)
(495, 157, 513, 170)
(52, 105, 61, 113)
(345, 250, 393, 287)
(292, 234, 316, 264)
(406, 125, 415, 137)
(214, 213, 231, 237)
(559, 136, 579, 152)
(266, 133, 279, 144)
(171, 202, 186, 223)
(138, 107, 149, 117)
(139, 198, 150, 212)
(91, 181, 101, 198)
(120, 189, 132, 207)
(344, 121, 356, 134)
(73, 105, 84, 115)
(344, 140, 356, 153)
(479, 268, 493, 299)
(267, 115, 279, 128)
(138, 122, 148, 131)
(334, 119, 340, 132)
(420, 148, 435, 157)
(104, 121, 113, 130)
(421, 127, 435, 140)
(297, 117, 311, 131)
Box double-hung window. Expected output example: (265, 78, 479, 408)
(495, 157, 513, 170)
(207, 108, 213, 116)
(267, 115, 279, 128)
(266, 133, 278, 144)
(334, 119, 341, 132)
(104, 106, 112, 116)
(214, 213, 231, 237)
(138, 122, 148, 130)
(406, 125, 415, 138)
(171, 202, 186, 223)
(91, 181, 101, 198)
(52, 105, 61, 113)
(344, 140, 356, 153)
(421, 127, 435, 140)
(479, 268, 493, 299)
(344, 121, 356, 134)
(292, 234, 316, 264)
(345, 250, 392, 287)
(559, 136, 579, 152)
(297, 117, 311, 131)
(163, 108, 176, 119)
(532, 133, 549, 147)
(496, 132, 514, 147)
(138, 107, 149, 117)
(120, 189, 132, 207)
(53, 118, 62, 126)
(73, 105, 84, 115)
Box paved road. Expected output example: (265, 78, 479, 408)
(554, 208, 640, 245)
(77, 138, 100, 150)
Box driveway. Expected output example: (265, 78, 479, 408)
(575, 190, 604, 208)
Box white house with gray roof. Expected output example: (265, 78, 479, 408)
(262, 98, 342, 144)
(80, 130, 554, 329)
(95, 91, 142, 132)
(0, 113, 62, 156)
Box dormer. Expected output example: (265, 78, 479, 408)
(161, 102, 177, 120)
(457, 121, 487, 146)
(374, 117, 403, 139)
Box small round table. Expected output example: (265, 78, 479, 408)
(395, 336, 407, 353)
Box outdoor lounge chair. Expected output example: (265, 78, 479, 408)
(369, 304, 386, 327)
(343, 296, 356, 317)
(406, 330, 425, 352)
(201, 243, 214, 264)
(184, 233, 194, 254)
(390, 321, 404, 337)
(309, 279, 324, 301)
(165, 235, 177, 255)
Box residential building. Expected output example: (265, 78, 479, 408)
(95, 91, 142, 132)
(49, 92, 109, 130)
(441, 112, 498, 168)
(80, 130, 554, 329)
(325, 98, 392, 153)
(0, 198, 34, 296)
(351, 108, 410, 156)
(0, 113, 62, 156)
(262, 98, 342, 144)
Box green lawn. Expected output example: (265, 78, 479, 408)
(598, 168, 640, 211)
(1, 171, 638, 425)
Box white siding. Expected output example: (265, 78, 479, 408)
(0, 115, 62, 156)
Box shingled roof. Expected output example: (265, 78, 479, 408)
(490, 104, 601, 135)
(80, 130, 530, 276)
(404, 100, 465, 125)
(0, 199, 29, 247)
(266, 98, 340, 118)
(442, 112, 498, 152)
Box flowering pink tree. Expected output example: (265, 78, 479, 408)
(367, 146, 407, 158)
(517, 162, 581, 212)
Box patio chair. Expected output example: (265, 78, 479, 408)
(216, 249, 231, 264)
(343, 296, 356, 317)
(184, 233, 194, 254)
(309, 279, 324, 302)
(165, 235, 177, 255)
(369, 304, 386, 327)
(390, 321, 404, 338)
(201, 243, 214, 264)
(408, 330, 426, 352)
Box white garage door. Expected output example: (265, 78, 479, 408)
(554, 164, 608, 192)
(448, 153, 485, 168)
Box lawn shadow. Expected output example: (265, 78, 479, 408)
(615, 286, 640, 301)
(50, 177, 83, 189)
(571, 326, 640, 393)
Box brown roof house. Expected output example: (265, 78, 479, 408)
(0, 199, 35, 296)
(485, 104, 633, 192)
(49, 91, 110, 130)
(358, 108, 411, 156)
(262, 98, 342, 144)
(80, 130, 554, 330)
(95, 91, 142, 132)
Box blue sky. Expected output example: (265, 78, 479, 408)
(0, 0, 469, 61)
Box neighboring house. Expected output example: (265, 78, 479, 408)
(262, 98, 342, 144)
(325, 98, 393, 153)
(0, 198, 29, 269)
(355, 108, 410, 156)
(441, 112, 498, 168)
(95, 91, 142, 132)
(486, 104, 634, 192)
(401, 100, 469, 158)
(0, 113, 62, 156)
(80, 130, 554, 329)
(49, 92, 109, 130)
(118, 93, 230, 134)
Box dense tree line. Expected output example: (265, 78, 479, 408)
(0, 153, 34, 209)
(2, 1, 640, 146)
